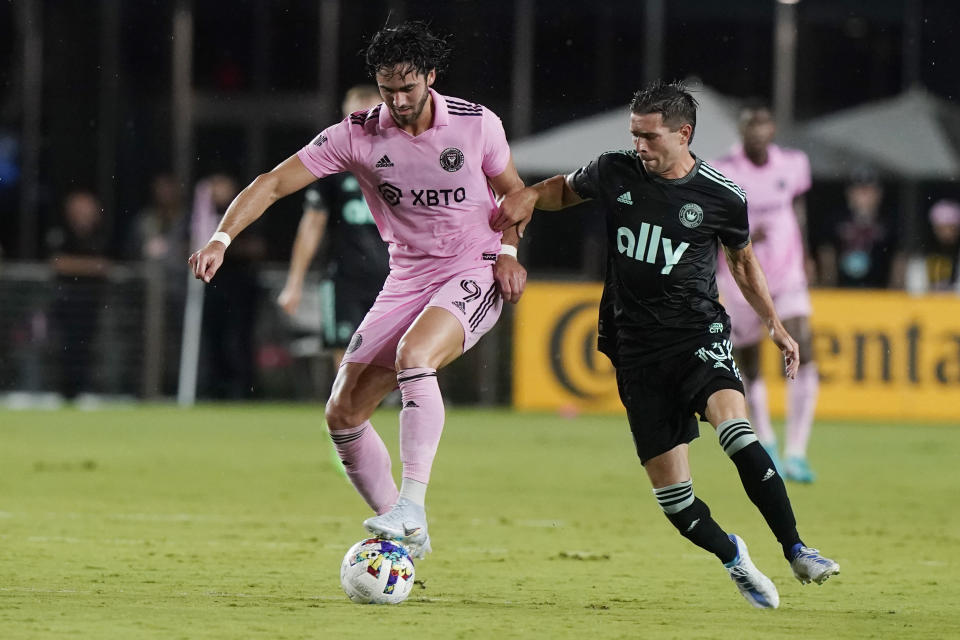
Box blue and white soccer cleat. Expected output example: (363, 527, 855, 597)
(363, 497, 432, 559)
(783, 456, 816, 484)
(725, 534, 780, 609)
(790, 544, 840, 585)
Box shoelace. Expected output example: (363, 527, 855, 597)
(796, 547, 827, 562)
(729, 565, 757, 588)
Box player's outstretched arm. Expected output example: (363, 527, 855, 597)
(487, 157, 528, 304)
(188, 154, 317, 283)
(491, 174, 585, 232)
(277, 207, 329, 315)
(724, 242, 800, 379)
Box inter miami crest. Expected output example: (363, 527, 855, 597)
(346, 332, 363, 354)
(439, 147, 464, 172)
(679, 203, 704, 229)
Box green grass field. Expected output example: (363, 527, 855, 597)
(1, 406, 957, 639)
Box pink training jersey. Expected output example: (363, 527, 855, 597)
(710, 144, 811, 293)
(297, 88, 510, 289)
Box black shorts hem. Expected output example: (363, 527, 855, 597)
(692, 377, 745, 423)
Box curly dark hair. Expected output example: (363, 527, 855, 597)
(630, 80, 699, 144)
(364, 21, 452, 80)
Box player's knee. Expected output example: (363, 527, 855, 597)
(395, 339, 434, 370)
(325, 395, 365, 430)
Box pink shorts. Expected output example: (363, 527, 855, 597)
(340, 264, 503, 370)
(717, 247, 811, 346)
(722, 285, 812, 346)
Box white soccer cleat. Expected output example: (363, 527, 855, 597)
(790, 545, 840, 585)
(363, 497, 432, 559)
(725, 534, 780, 609)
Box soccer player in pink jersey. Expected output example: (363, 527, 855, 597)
(188, 22, 528, 557)
(710, 104, 818, 483)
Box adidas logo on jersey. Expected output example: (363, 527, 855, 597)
(375, 155, 394, 168)
(616, 191, 633, 205)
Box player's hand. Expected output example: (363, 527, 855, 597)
(491, 189, 537, 236)
(769, 323, 800, 380)
(188, 242, 226, 283)
(494, 254, 527, 304)
(277, 283, 303, 316)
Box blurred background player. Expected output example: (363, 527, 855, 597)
(191, 172, 266, 399)
(128, 173, 190, 394)
(711, 104, 818, 483)
(189, 22, 528, 558)
(923, 199, 960, 292)
(816, 168, 904, 289)
(47, 189, 111, 400)
(276, 86, 389, 368)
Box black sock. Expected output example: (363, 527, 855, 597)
(729, 439, 804, 559)
(654, 481, 737, 564)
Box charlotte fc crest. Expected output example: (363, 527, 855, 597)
(440, 147, 465, 172)
(679, 203, 704, 228)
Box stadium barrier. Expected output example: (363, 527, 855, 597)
(513, 282, 960, 421)
(0, 261, 507, 405)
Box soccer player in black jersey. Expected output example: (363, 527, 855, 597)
(493, 80, 839, 609)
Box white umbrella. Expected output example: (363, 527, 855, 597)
(803, 88, 960, 180)
(510, 80, 742, 176)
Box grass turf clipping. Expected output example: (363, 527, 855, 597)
(1, 406, 957, 639)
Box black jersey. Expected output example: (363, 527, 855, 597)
(305, 173, 390, 287)
(569, 151, 750, 367)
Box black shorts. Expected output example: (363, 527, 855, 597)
(616, 329, 745, 464)
(320, 279, 381, 349)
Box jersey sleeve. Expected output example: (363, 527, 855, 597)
(297, 118, 354, 179)
(567, 158, 602, 200)
(718, 197, 751, 250)
(481, 108, 511, 177)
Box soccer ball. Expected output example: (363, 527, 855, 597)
(340, 537, 416, 604)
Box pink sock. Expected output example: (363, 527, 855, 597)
(397, 367, 444, 484)
(329, 421, 398, 515)
(745, 377, 776, 445)
(786, 363, 819, 458)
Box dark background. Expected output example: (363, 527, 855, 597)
(0, 0, 957, 267)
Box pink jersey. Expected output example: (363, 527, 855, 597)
(709, 144, 811, 288)
(297, 88, 510, 289)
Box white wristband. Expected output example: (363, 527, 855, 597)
(498, 244, 518, 259)
(209, 231, 232, 248)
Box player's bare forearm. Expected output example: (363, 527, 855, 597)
(286, 210, 328, 286)
(501, 224, 520, 248)
(277, 209, 327, 314)
(491, 174, 584, 233)
(725, 242, 800, 378)
(214, 154, 317, 245)
(725, 243, 778, 330)
(190, 154, 315, 283)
